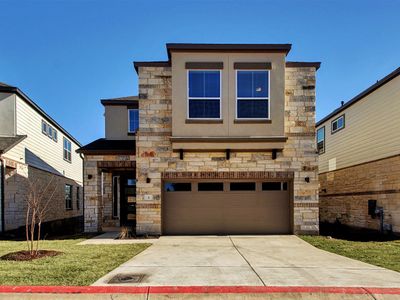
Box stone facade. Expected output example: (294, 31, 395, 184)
(83, 154, 135, 232)
(136, 66, 319, 235)
(3, 158, 82, 232)
(319, 155, 400, 233)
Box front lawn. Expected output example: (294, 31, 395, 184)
(0, 236, 150, 285)
(301, 235, 400, 273)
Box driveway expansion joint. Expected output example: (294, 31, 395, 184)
(228, 236, 266, 286)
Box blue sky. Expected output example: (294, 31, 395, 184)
(0, 0, 399, 145)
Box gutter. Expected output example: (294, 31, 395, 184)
(79, 153, 85, 233)
(0, 157, 5, 233)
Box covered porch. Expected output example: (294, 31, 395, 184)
(76, 138, 136, 232)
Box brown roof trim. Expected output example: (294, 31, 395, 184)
(0, 85, 81, 146)
(77, 149, 135, 155)
(170, 136, 287, 143)
(234, 62, 272, 70)
(133, 61, 171, 73)
(316, 66, 400, 127)
(286, 61, 321, 70)
(166, 43, 292, 59)
(185, 62, 224, 69)
(101, 95, 139, 106)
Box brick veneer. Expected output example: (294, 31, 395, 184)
(136, 66, 319, 235)
(3, 159, 82, 231)
(319, 155, 400, 233)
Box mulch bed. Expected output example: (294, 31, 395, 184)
(0, 250, 62, 261)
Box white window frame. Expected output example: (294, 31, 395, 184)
(63, 137, 72, 163)
(235, 70, 270, 120)
(317, 126, 325, 154)
(187, 69, 222, 120)
(128, 109, 139, 133)
(331, 114, 345, 134)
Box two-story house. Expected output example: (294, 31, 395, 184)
(78, 43, 320, 235)
(0, 82, 83, 234)
(317, 67, 400, 234)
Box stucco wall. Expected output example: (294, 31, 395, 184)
(0, 93, 16, 136)
(105, 105, 135, 140)
(171, 52, 285, 138)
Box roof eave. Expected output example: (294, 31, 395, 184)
(0, 86, 81, 147)
(316, 66, 400, 127)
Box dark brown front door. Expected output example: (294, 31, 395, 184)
(119, 174, 136, 227)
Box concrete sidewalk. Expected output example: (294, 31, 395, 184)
(93, 235, 400, 287)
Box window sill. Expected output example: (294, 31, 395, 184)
(185, 119, 223, 124)
(234, 119, 271, 124)
(66, 208, 73, 211)
(127, 132, 137, 136)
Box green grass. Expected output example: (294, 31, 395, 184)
(301, 235, 400, 272)
(0, 236, 150, 286)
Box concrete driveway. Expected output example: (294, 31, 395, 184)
(93, 235, 400, 287)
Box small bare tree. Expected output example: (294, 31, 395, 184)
(25, 175, 58, 256)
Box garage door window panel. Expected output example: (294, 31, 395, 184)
(165, 182, 192, 192)
(198, 182, 224, 191)
(262, 182, 288, 191)
(230, 182, 256, 191)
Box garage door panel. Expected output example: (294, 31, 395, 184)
(163, 181, 290, 235)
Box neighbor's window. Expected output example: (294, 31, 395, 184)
(76, 186, 80, 210)
(236, 70, 269, 119)
(41, 120, 58, 142)
(41, 120, 48, 134)
(128, 109, 139, 133)
(331, 115, 345, 133)
(317, 126, 325, 154)
(63, 137, 72, 162)
(188, 70, 221, 119)
(65, 184, 72, 210)
(165, 182, 192, 192)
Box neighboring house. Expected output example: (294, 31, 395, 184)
(0, 82, 83, 234)
(316, 67, 400, 234)
(78, 43, 320, 235)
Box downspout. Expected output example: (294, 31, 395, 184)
(79, 153, 85, 232)
(0, 156, 5, 233)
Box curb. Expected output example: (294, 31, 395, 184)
(0, 286, 399, 295)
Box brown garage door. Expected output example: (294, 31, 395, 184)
(163, 181, 291, 235)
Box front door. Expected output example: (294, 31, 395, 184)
(119, 174, 136, 227)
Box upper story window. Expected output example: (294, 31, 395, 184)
(187, 70, 221, 119)
(128, 109, 139, 133)
(236, 70, 269, 119)
(317, 126, 325, 154)
(331, 114, 345, 134)
(41, 120, 57, 142)
(63, 137, 72, 162)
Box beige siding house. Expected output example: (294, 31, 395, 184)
(78, 43, 320, 235)
(317, 67, 400, 234)
(0, 82, 83, 234)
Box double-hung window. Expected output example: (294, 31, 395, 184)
(63, 137, 72, 162)
(331, 115, 345, 133)
(128, 109, 139, 133)
(188, 70, 221, 119)
(236, 70, 269, 119)
(317, 127, 325, 154)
